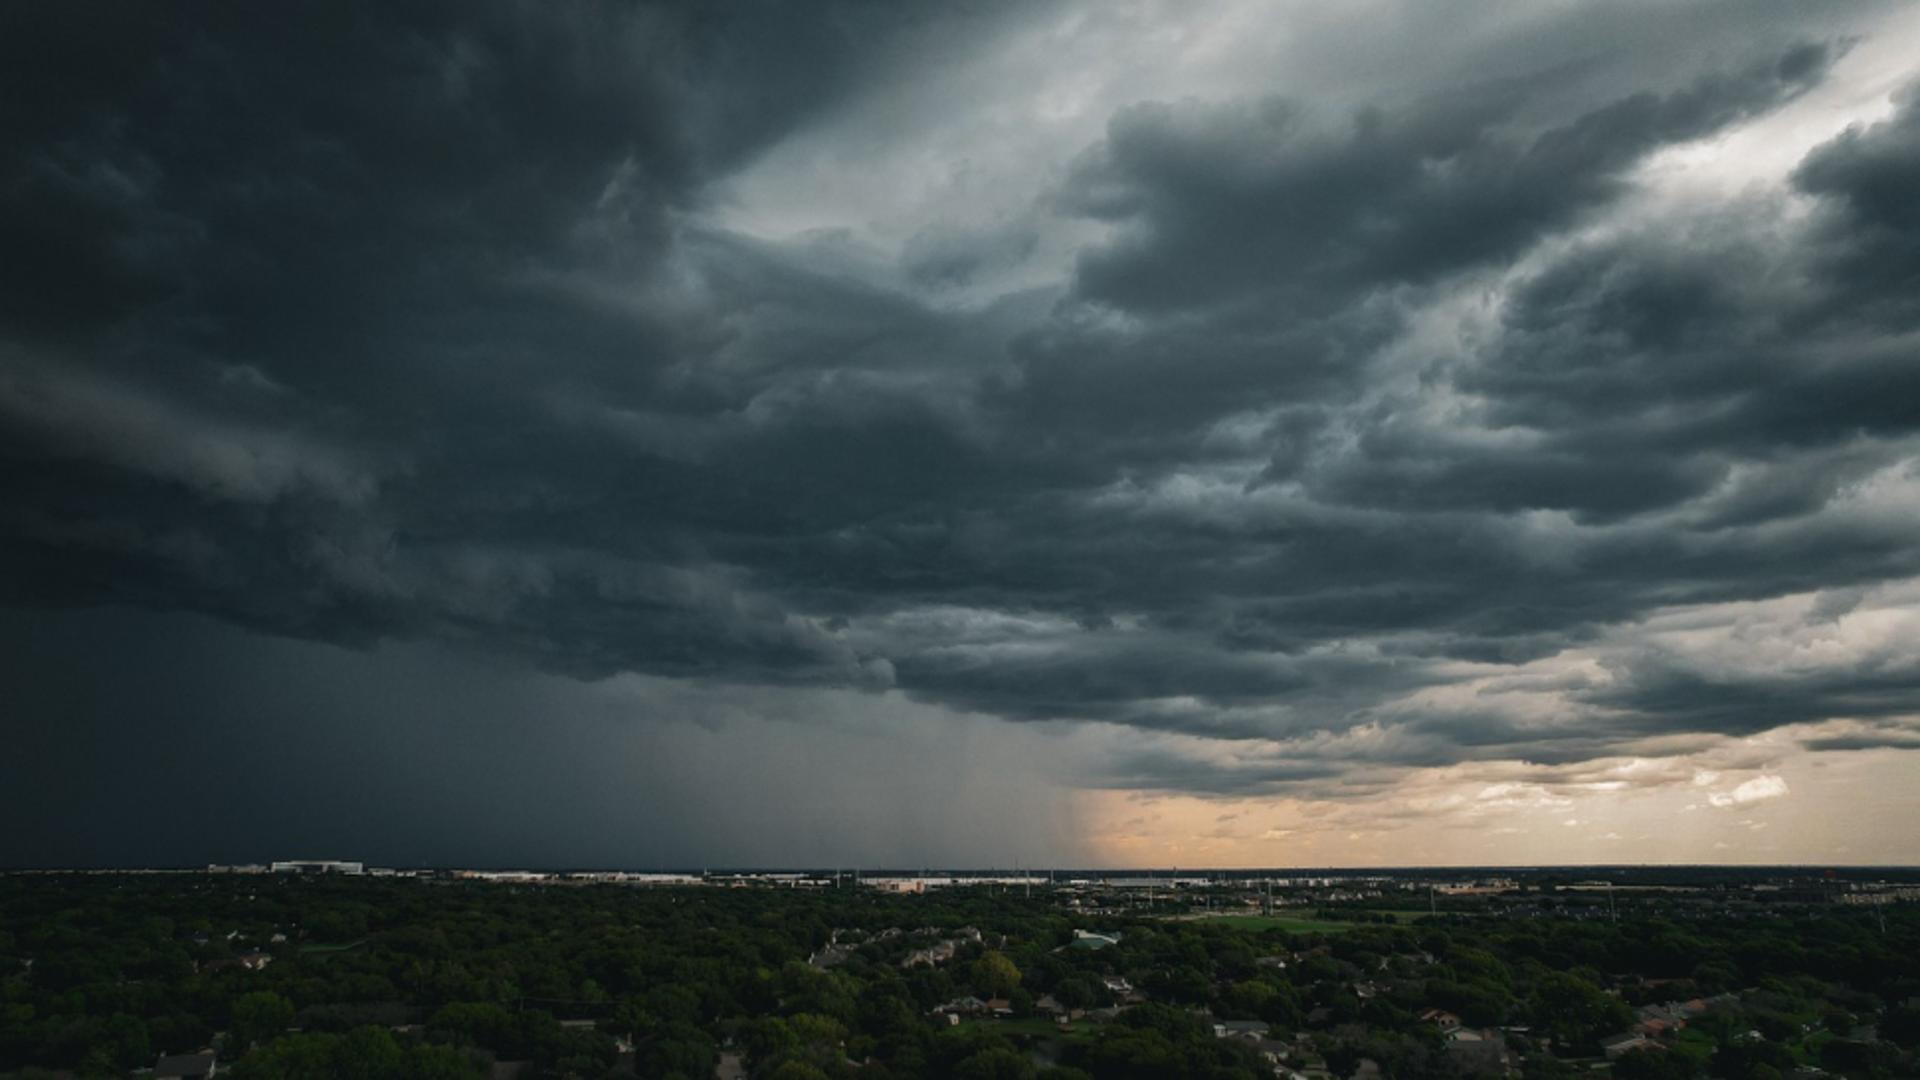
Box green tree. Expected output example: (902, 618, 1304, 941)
(100, 1013, 151, 1070)
(765, 1063, 831, 1080)
(973, 951, 1022, 998)
(231, 991, 295, 1049)
(1882, 1003, 1920, 1048)
(634, 1020, 716, 1080)
(1529, 971, 1632, 1051)
(229, 1027, 482, 1080)
(955, 1046, 1039, 1080)
(1614, 1047, 1699, 1080)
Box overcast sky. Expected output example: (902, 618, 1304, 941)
(4, 1, 1919, 869)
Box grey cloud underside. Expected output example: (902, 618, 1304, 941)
(4, 1, 1920, 797)
(1062, 41, 1834, 313)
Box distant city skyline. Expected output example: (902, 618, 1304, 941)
(4, 1, 1920, 869)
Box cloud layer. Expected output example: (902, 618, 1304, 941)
(3, 0, 1918, 863)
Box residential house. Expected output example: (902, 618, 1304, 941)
(155, 1053, 218, 1079)
(931, 996, 988, 1018)
(1601, 1032, 1652, 1058)
(1071, 929, 1122, 950)
(1213, 1018, 1270, 1039)
(1444, 1029, 1513, 1076)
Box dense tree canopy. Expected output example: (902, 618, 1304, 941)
(0, 875, 1915, 1079)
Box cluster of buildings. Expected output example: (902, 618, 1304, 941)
(901, 926, 986, 968)
(932, 995, 1016, 1022)
(1599, 992, 1744, 1059)
(207, 860, 367, 875)
(1838, 884, 1920, 905)
(1069, 929, 1122, 950)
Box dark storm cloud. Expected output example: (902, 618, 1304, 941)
(3, 0, 1919, 833)
(1088, 748, 1347, 796)
(0, 0, 1036, 684)
(1061, 41, 1834, 313)
(1580, 645, 1920, 741)
(1463, 214, 1920, 459)
(1794, 83, 1920, 320)
(1800, 724, 1920, 753)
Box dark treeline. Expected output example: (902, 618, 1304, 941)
(1, 875, 1916, 1078)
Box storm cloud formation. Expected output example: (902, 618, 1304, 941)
(3, 1, 1918, 866)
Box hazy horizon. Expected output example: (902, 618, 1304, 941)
(21, 848, 1920, 874)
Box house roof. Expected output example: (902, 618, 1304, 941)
(155, 1053, 216, 1077)
(1602, 1031, 1649, 1048)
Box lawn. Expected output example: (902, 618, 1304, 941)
(1202, 914, 1358, 934)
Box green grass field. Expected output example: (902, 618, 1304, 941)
(1203, 914, 1358, 933)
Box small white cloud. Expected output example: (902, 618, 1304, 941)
(1707, 774, 1789, 808)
